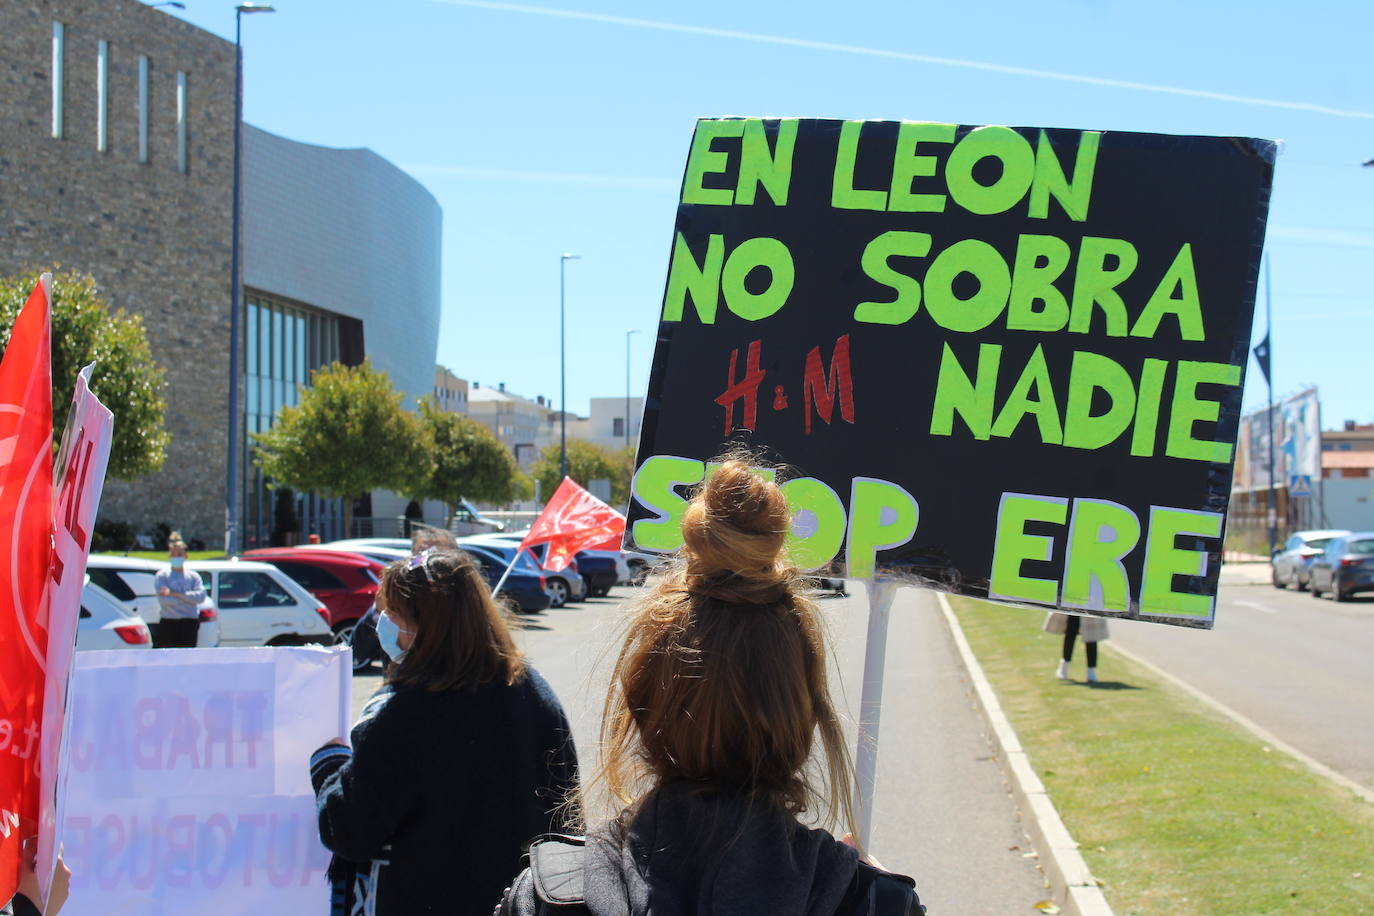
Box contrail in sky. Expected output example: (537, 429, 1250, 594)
(405, 164, 676, 190)
(433, 0, 1374, 121)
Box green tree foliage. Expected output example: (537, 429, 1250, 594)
(0, 269, 169, 479)
(531, 439, 630, 506)
(414, 397, 523, 524)
(251, 360, 427, 534)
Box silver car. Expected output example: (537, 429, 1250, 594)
(1272, 529, 1350, 591)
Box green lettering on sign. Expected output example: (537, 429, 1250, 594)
(853, 230, 931, 325)
(631, 455, 706, 551)
(780, 477, 847, 571)
(662, 233, 724, 324)
(846, 478, 919, 579)
(889, 122, 954, 213)
(1008, 234, 1071, 332)
(1165, 361, 1241, 462)
(682, 120, 744, 206)
(1130, 358, 1168, 457)
(737, 118, 798, 206)
(722, 237, 795, 321)
(990, 492, 1068, 605)
(1131, 243, 1204, 341)
(1062, 498, 1140, 613)
(923, 239, 1012, 333)
(1062, 351, 1136, 451)
(1140, 506, 1223, 617)
(946, 126, 1036, 216)
(1069, 237, 1137, 336)
(1028, 130, 1100, 222)
(832, 121, 888, 211)
(930, 342, 1002, 441)
(990, 344, 1062, 443)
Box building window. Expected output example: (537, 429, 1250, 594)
(613, 417, 624, 437)
(96, 41, 109, 152)
(176, 71, 187, 173)
(51, 23, 65, 139)
(243, 291, 349, 548)
(137, 56, 150, 162)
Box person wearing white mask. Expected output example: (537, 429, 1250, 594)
(153, 531, 205, 648)
(308, 548, 579, 916)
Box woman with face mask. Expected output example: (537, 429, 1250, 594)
(309, 548, 579, 916)
(153, 531, 205, 648)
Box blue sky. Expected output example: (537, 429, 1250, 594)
(167, 0, 1373, 424)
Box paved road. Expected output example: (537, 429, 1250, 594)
(353, 583, 1049, 913)
(1109, 579, 1374, 790)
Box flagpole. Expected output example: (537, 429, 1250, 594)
(1265, 255, 1277, 560)
(490, 547, 524, 598)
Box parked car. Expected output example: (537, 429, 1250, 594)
(1308, 532, 1374, 601)
(349, 605, 383, 672)
(451, 498, 505, 535)
(242, 548, 383, 644)
(566, 551, 617, 598)
(76, 579, 153, 651)
(458, 535, 587, 606)
(319, 541, 552, 614)
(624, 549, 670, 585)
(85, 555, 221, 647)
(188, 559, 334, 646)
(1271, 529, 1349, 590)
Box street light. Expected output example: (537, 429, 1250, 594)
(625, 328, 640, 452)
(148, 2, 188, 9)
(559, 254, 580, 481)
(225, 1, 274, 557)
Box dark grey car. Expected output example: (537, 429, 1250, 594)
(1308, 532, 1374, 601)
(1271, 529, 1349, 590)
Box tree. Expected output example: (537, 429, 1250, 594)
(0, 269, 169, 479)
(251, 359, 427, 536)
(531, 439, 631, 506)
(413, 397, 523, 525)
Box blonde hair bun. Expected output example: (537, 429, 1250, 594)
(681, 459, 793, 604)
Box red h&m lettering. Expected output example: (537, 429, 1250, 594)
(714, 340, 766, 435)
(803, 334, 855, 435)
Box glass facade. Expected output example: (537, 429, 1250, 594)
(243, 291, 345, 548)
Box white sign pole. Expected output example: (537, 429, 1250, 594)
(489, 547, 526, 597)
(852, 578, 898, 851)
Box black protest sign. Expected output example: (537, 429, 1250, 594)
(628, 118, 1274, 628)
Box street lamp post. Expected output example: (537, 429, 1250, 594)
(625, 328, 640, 452)
(225, 1, 274, 557)
(559, 253, 579, 481)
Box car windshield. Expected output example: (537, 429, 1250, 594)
(1305, 537, 1335, 549)
(1347, 539, 1374, 555)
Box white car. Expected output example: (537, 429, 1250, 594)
(86, 555, 221, 647)
(188, 559, 334, 647)
(76, 580, 153, 651)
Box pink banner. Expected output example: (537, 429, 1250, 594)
(39, 364, 114, 904)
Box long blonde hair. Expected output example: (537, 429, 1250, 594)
(595, 454, 855, 834)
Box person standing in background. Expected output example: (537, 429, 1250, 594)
(1045, 611, 1109, 683)
(154, 532, 204, 648)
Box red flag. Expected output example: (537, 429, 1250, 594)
(521, 478, 625, 572)
(0, 276, 53, 901)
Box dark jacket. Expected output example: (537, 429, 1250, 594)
(311, 665, 578, 916)
(2, 894, 41, 916)
(497, 784, 923, 915)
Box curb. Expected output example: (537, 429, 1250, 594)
(1105, 641, 1374, 807)
(936, 593, 1114, 916)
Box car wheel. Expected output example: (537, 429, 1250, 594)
(1293, 568, 1308, 592)
(1272, 565, 1287, 588)
(332, 621, 356, 646)
(1332, 582, 1349, 602)
(547, 578, 569, 608)
(1310, 578, 1323, 598)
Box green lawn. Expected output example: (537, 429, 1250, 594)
(949, 597, 1374, 916)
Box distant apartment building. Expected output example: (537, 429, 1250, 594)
(434, 365, 469, 414)
(467, 382, 554, 468)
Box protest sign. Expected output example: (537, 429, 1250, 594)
(0, 275, 52, 901)
(38, 364, 115, 904)
(628, 118, 1275, 628)
(60, 647, 351, 915)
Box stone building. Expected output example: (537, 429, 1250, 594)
(0, 1, 441, 547)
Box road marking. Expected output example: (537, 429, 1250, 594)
(1232, 599, 1276, 614)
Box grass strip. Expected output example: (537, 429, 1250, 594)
(949, 596, 1374, 916)
(112, 550, 225, 562)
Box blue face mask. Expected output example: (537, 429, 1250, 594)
(375, 611, 411, 664)
(170, 557, 185, 570)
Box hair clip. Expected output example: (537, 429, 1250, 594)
(408, 547, 437, 582)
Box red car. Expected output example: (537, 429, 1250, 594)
(242, 548, 383, 643)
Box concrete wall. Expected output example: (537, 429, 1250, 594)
(242, 126, 442, 521)
(0, 0, 235, 544)
(1320, 478, 1374, 532)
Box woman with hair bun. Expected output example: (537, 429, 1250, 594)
(498, 456, 923, 915)
(309, 548, 578, 916)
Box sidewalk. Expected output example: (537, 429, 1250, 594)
(1219, 559, 1272, 586)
